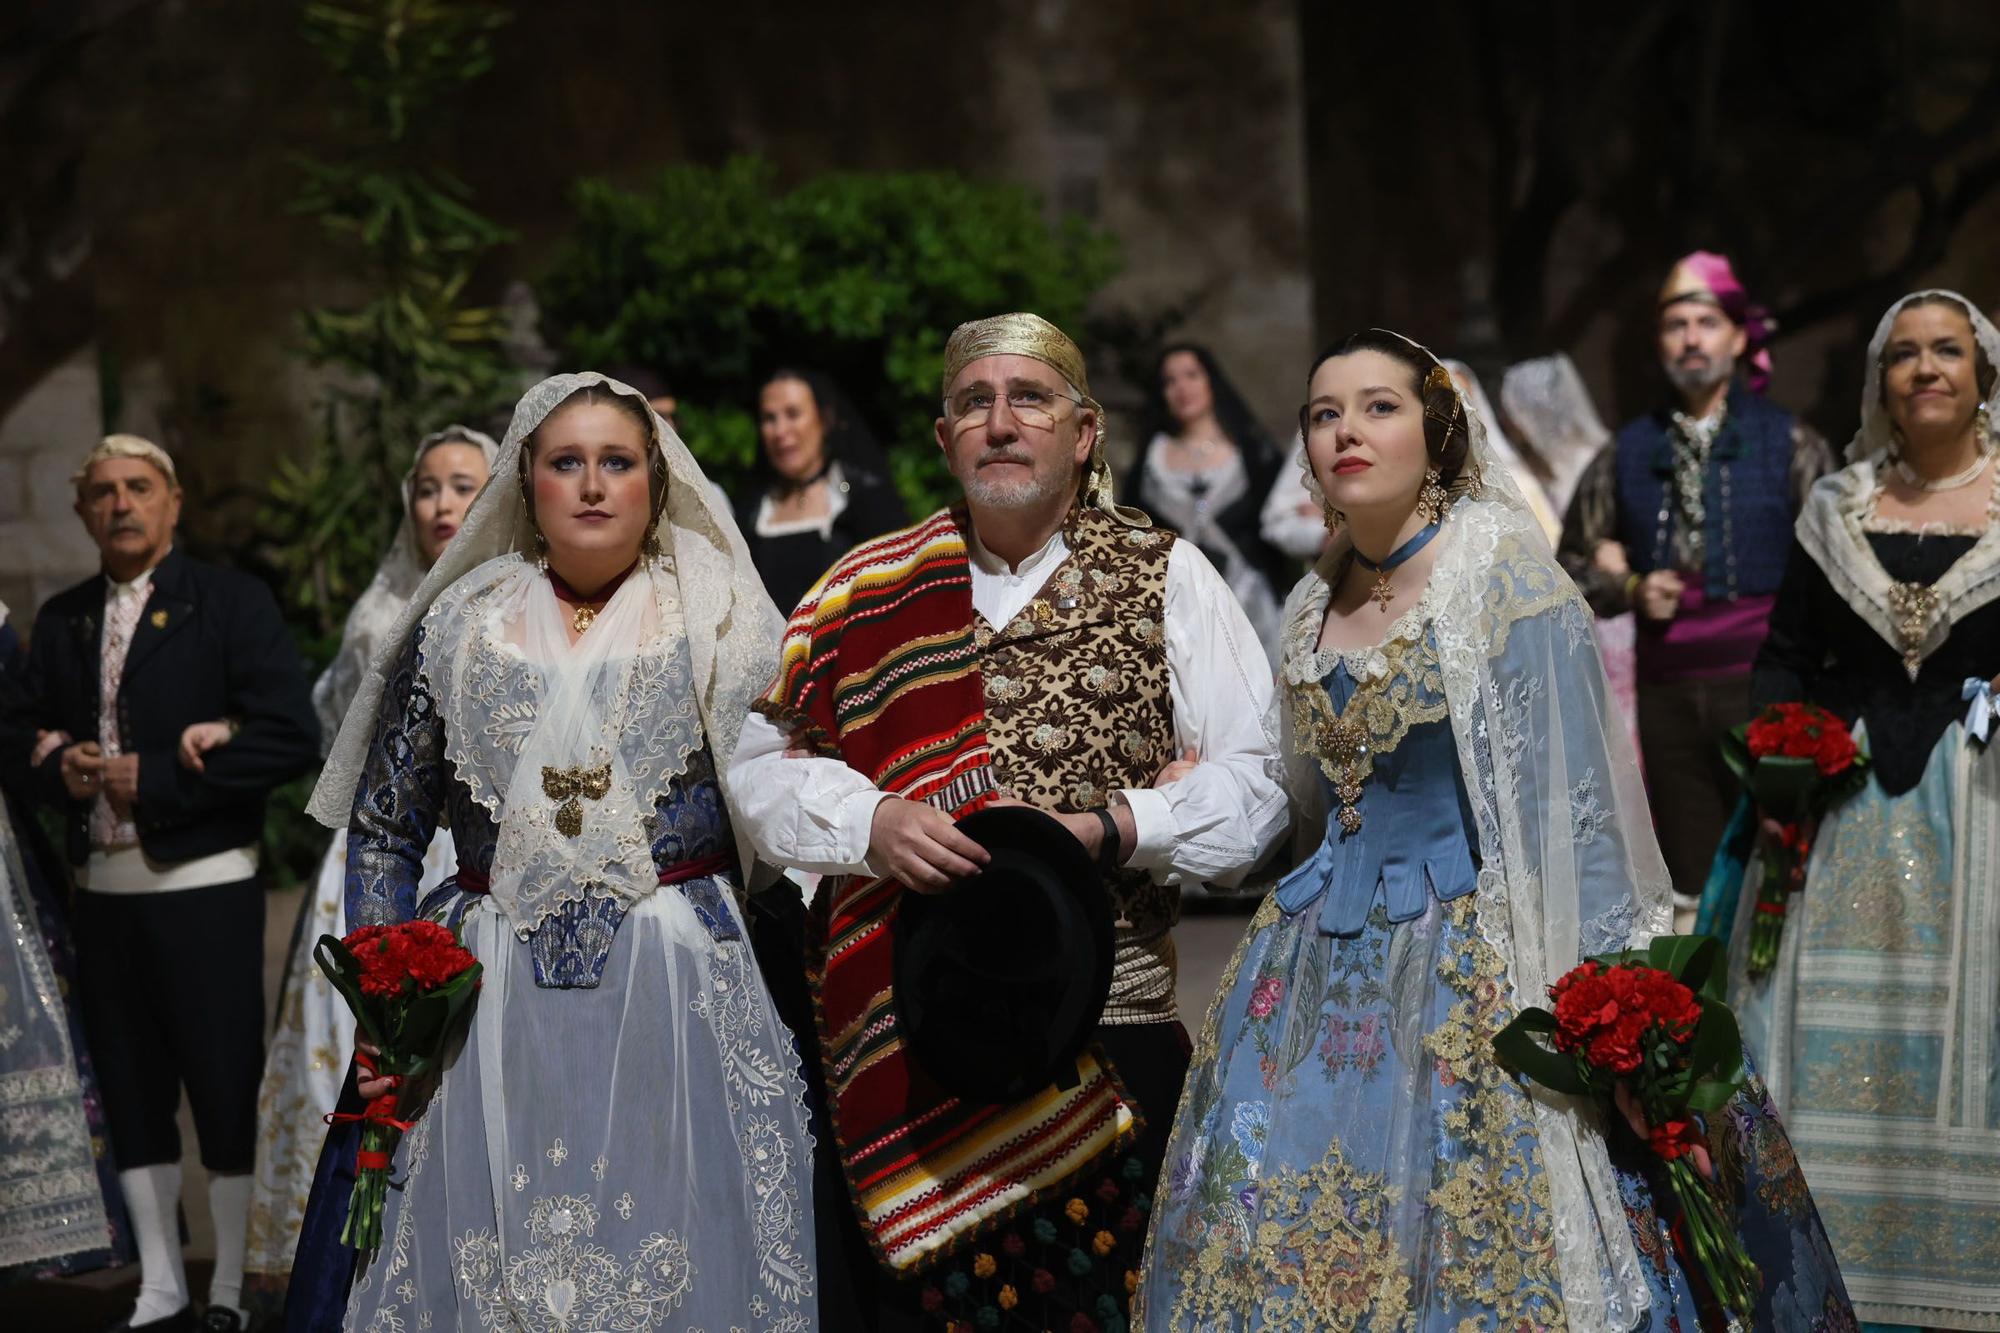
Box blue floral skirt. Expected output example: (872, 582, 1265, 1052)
(1136, 891, 1856, 1331)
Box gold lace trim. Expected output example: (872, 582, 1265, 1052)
(1291, 628, 1448, 835)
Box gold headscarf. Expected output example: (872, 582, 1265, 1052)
(940, 312, 1150, 527)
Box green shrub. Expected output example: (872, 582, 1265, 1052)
(253, 0, 518, 887)
(540, 157, 1120, 516)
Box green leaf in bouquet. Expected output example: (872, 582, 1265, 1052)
(394, 963, 484, 1054)
(1720, 722, 1756, 787)
(1644, 933, 1727, 1004)
(314, 935, 388, 1049)
(1685, 1079, 1741, 1114)
(1688, 999, 1747, 1092)
(1747, 755, 1820, 823)
(1492, 1009, 1590, 1095)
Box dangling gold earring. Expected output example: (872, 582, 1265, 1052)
(1417, 466, 1448, 525)
(532, 527, 549, 573)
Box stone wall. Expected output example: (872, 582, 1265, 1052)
(0, 0, 1315, 618)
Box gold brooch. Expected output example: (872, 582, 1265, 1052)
(149, 609, 169, 629)
(1296, 689, 1372, 835)
(1317, 714, 1369, 835)
(542, 762, 612, 838)
(1887, 582, 1941, 679)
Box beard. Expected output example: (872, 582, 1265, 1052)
(1665, 350, 1735, 397)
(958, 455, 1075, 511)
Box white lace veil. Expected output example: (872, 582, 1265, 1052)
(1280, 332, 1671, 1331)
(1844, 288, 2000, 466)
(310, 426, 500, 750)
(1796, 290, 2000, 678)
(1444, 358, 1562, 541)
(1500, 352, 1612, 515)
(308, 374, 785, 922)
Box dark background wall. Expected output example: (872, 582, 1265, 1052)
(4, 0, 1999, 615)
(1301, 0, 2000, 429)
(0, 0, 1312, 613)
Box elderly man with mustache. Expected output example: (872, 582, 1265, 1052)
(732, 313, 1288, 1329)
(0, 434, 317, 1333)
(1556, 253, 1835, 921)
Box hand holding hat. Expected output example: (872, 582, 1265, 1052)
(893, 805, 1117, 1104)
(868, 797, 991, 892)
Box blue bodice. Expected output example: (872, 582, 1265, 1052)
(1275, 653, 1480, 937)
(345, 627, 739, 988)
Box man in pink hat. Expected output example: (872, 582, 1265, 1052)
(1558, 253, 1834, 919)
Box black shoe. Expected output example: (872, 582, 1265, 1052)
(104, 1307, 194, 1333)
(197, 1308, 248, 1333)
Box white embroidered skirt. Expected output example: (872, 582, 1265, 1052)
(342, 882, 818, 1332)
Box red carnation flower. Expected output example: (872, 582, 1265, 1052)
(1551, 965, 1618, 1049)
(1630, 970, 1700, 1040)
(1585, 1010, 1648, 1073)
(1814, 727, 1856, 776)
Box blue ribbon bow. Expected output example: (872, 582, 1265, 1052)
(1964, 676, 1996, 746)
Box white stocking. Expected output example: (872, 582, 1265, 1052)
(206, 1171, 253, 1318)
(119, 1163, 189, 1324)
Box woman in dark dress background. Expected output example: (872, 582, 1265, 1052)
(1126, 343, 1291, 661)
(1715, 289, 2000, 1330)
(733, 368, 908, 614)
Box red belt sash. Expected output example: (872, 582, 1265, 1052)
(451, 851, 732, 897)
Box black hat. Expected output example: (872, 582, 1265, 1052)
(893, 806, 1114, 1104)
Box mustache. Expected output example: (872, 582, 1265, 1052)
(106, 519, 145, 535)
(978, 451, 1035, 467)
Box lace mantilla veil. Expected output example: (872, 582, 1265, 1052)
(1280, 333, 1673, 1330)
(308, 373, 785, 931)
(1499, 351, 1612, 514)
(310, 426, 500, 750)
(1796, 290, 2000, 679)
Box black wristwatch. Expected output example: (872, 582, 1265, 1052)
(1091, 807, 1123, 874)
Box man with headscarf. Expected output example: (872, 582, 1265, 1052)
(730, 312, 1287, 1328)
(0, 435, 319, 1333)
(1557, 253, 1834, 918)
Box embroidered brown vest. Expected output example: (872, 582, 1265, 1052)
(974, 508, 1181, 1024)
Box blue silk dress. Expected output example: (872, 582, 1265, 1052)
(1138, 631, 1855, 1332)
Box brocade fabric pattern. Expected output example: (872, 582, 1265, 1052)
(976, 516, 1180, 1024)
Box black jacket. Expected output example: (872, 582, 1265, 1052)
(733, 465, 911, 616)
(0, 548, 320, 867)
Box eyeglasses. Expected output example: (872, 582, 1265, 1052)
(946, 385, 1085, 433)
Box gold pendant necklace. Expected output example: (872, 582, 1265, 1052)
(1352, 520, 1443, 614)
(572, 603, 598, 635)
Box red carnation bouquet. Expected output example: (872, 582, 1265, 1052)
(1494, 935, 1757, 1319)
(315, 920, 482, 1250)
(1722, 702, 1870, 976)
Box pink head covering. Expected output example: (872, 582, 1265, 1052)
(1658, 250, 1776, 393)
